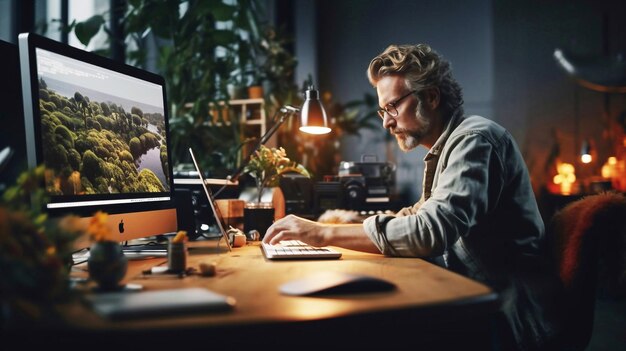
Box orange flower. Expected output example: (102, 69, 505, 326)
(172, 230, 187, 243)
(87, 211, 114, 242)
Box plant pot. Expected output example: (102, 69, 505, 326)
(88, 241, 128, 291)
(243, 202, 275, 239)
(247, 85, 264, 99)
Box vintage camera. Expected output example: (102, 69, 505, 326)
(313, 155, 396, 215)
(312, 175, 367, 215)
(337, 174, 369, 209)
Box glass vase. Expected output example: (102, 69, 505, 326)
(243, 202, 275, 239)
(87, 241, 128, 291)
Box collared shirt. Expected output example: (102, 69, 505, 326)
(363, 110, 562, 350)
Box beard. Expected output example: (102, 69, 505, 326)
(391, 109, 431, 152)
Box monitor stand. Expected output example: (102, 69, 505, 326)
(121, 234, 169, 259)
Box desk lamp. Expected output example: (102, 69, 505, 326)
(580, 139, 592, 164)
(213, 86, 331, 197)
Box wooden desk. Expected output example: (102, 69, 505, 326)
(17, 241, 500, 349)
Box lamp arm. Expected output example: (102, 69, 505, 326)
(257, 112, 290, 147)
(213, 107, 297, 198)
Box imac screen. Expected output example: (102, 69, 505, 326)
(18, 33, 178, 247)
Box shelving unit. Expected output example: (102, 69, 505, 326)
(185, 98, 266, 130)
(183, 98, 278, 172)
(225, 98, 276, 161)
(227, 98, 267, 143)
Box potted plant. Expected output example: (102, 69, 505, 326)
(0, 166, 83, 328)
(85, 211, 128, 291)
(241, 145, 310, 237)
(57, 0, 298, 175)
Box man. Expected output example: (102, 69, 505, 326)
(264, 44, 562, 350)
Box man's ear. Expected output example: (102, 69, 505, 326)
(422, 87, 440, 110)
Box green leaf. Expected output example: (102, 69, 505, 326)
(213, 29, 237, 46)
(205, 2, 237, 22)
(74, 15, 105, 47)
(128, 0, 142, 8)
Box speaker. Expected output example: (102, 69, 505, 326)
(279, 174, 313, 216)
(174, 187, 199, 240)
(313, 181, 343, 217)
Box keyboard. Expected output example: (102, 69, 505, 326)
(261, 240, 342, 260)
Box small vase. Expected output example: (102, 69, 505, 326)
(167, 239, 187, 274)
(243, 202, 275, 239)
(88, 241, 128, 291)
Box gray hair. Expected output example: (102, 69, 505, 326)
(367, 44, 464, 116)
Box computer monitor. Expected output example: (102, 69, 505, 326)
(0, 39, 27, 194)
(18, 33, 178, 248)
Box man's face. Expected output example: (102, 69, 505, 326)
(376, 75, 434, 151)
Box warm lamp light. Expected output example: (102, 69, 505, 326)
(553, 162, 576, 195)
(580, 139, 592, 164)
(601, 156, 618, 178)
(215, 87, 331, 195)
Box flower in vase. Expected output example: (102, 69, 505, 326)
(243, 145, 310, 204)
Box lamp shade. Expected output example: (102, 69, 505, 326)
(554, 48, 626, 93)
(299, 87, 331, 134)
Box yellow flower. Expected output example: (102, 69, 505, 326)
(46, 246, 57, 256)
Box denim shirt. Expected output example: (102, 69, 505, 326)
(363, 111, 562, 350)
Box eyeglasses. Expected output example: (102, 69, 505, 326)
(377, 90, 416, 119)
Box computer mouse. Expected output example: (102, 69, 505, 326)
(279, 271, 396, 296)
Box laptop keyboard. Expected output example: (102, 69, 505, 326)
(261, 240, 342, 260)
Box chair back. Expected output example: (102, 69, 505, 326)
(548, 192, 626, 350)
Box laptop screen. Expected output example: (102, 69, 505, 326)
(188, 148, 231, 251)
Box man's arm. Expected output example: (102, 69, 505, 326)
(263, 214, 381, 254)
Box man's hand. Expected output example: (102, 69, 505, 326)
(263, 215, 328, 247)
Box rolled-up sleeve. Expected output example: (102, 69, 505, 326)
(363, 210, 447, 257)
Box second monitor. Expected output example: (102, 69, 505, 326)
(18, 32, 178, 247)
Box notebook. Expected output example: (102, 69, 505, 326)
(188, 148, 232, 251)
(85, 287, 236, 320)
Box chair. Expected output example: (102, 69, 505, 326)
(548, 191, 626, 350)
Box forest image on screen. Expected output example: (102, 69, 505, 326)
(36, 48, 170, 197)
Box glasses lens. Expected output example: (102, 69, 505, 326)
(388, 105, 398, 117)
(378, 105, 398, 119)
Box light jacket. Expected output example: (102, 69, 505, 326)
(363, 109, 563, 350)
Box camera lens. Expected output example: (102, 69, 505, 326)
(344, 180, 366, 209)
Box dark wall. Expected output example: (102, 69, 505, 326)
(493, 0, 626, 193)
(309, 0, 626, 206)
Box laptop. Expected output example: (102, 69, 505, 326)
(188, 148, 232, 251)
(189, 148, 341, 260)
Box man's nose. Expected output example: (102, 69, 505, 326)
(382, 114, 396, 129)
